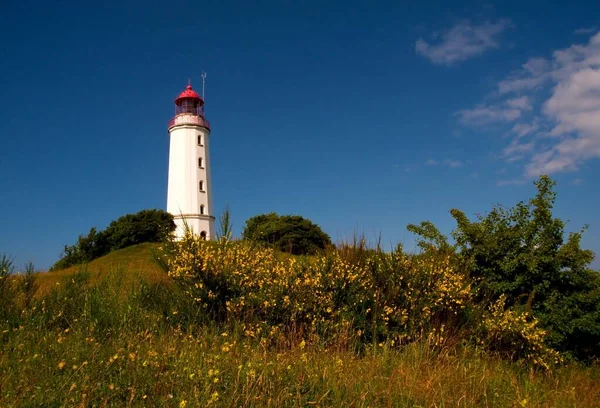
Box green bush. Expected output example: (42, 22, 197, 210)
(478, 295, 563, 369)
(104, 209, 175, 251)
(164, 231, 474, 350)
(52, 227, 107, 270)
(51, 209, 175, 270)
(242, 212, 332, 255)
(410, 176, 600, 361)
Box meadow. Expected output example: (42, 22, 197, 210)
(1, 239, 599, 407)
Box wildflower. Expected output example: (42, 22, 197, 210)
(209, 391, 219, 403)
(58, 361, 66, 370)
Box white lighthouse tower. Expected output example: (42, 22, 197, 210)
(167, 81, 214, 239)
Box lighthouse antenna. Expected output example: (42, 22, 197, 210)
(201, 71, 207, 100)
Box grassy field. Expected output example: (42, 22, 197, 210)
(1, 244, 599, 407)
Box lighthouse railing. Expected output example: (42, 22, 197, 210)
(168, 115, 211, 130)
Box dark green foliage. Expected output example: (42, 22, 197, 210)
(52, 227, 108, 270)
(51, 209, 175, 270)
(406, 220, 454, 255)
(104, 209, 175, 251)
(242, 212, 332, 255)
(409, 175, 600, 361)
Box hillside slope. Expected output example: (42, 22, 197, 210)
(2, 241, 599, 406)
(36, 243, 168, 295)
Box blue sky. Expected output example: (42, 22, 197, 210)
(1, 0, 599, 270)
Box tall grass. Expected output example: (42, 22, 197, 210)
(1, 248, 599, 406)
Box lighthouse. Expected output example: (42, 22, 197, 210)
(166, 82, 214, 239)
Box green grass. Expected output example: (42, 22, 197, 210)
(35, 243, 168, 296)
(1, 244, 599, 407)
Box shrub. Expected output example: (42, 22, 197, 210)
(409, 175, 600, 361)
(451, 176, 600, 360)
(52, 227, 107, 270)
(477, 295, 563, 369)
(51, 209, 175, 270)
(166, 232, 563, 368)
(163, 231, 473, 350)
(242, 213, 332, 255)
(104, 209, 175, 251)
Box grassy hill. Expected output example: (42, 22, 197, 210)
(35, 243, 169, 296)
(1, 241, 599, 407)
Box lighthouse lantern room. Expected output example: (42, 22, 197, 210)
(166, 82, 214, 239)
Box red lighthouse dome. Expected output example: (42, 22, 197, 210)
(168, 82, 210, 131)
(175, 84, 203, 105)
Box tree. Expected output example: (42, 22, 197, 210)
(51, 209, 176, 270)
(51, 227, 108, 270)
(242, 213, 332, 255)
(448, 176, 599, 359)
(104, 209, 175, 251)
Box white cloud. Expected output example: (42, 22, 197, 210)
(506, 96, 532, 111)
(445, 159, 464, 168)
(571, 178, 584, 185)
(457, 96, 534, 128)
(526, 35, 600, 176)
(574, 27, 597, 35)
(523, 57, 551, 75)
(525, 150, 579, 176)
(498, 58, 552, 94)
(416, 19, 512, 66)
(456, 105, 522, 126)
(502, 139, 535, 162)
(511, 119, 541, 138)
(426, 158, 464, 168)
(497, 179, 526, 186)
(460, 32, 600, 178)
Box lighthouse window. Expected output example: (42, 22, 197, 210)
(200, 231, 207, 240)
(197, 135, 203, 146)
(198, 157, 203, 168)
(200, 205, 205, 215)
(199, 181, 204, 192)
